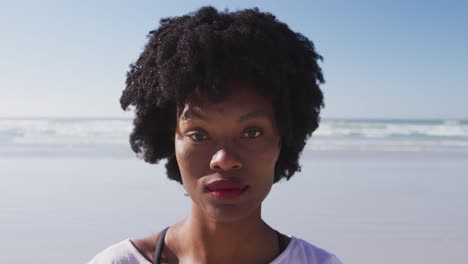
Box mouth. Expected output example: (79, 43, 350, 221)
(205, 179, 249, 199)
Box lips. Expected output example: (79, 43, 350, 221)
(206, 179, 248, 199)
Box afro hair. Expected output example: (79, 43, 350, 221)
(120, 6, 324, 184)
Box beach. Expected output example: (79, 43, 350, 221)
(1, 118, 467, 263)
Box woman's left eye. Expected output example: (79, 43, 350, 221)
(187, 132, 207, 142)
(241, 129, 263, 139)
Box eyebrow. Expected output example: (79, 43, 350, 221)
(180, 108, 207, 121)
(238, 111, 272, 122)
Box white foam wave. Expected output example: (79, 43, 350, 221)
(1, 118, 468, 156)
(315, 120, 468, 138)
(0, 119, 132, 145)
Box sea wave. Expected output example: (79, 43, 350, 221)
(0, 118, 131, 145)
(315, 119, 468, 139)
(1, 118, 467, 156)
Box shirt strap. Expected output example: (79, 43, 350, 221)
(153, 227, 169, 264)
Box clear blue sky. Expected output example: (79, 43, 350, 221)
(1, 0, 467, 119)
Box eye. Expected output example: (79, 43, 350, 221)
(187, 131, 208, 142)
(241, 128, 263, 139)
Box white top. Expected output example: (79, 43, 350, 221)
(88, 237, 342, 264)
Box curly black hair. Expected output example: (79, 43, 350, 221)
(120, 6, 324, 184)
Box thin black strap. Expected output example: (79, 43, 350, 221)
(153, 228, 286, 263)
(153, 227, 169, 264)
(276, 230, 287, 254)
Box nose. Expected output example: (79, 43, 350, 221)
(210, 147, 243, 171)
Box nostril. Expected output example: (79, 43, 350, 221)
(210, 149, 243, 171)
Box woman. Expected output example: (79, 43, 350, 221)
(90, 6, 341, 264)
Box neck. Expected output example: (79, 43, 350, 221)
(172, 203, 277, 263)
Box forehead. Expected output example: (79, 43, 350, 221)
(178, 85, 274, 120)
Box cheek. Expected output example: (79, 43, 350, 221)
(241, 142, 280, 189)
(244, 138, 280, 167)
(247, 142, 279, 202)
(175, 138, 211, 180)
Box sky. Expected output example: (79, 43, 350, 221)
(0, 0, 467, 119)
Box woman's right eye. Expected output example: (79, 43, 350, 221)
(187, 132, 207, 142)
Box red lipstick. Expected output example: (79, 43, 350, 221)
(206, 179, 248, 199)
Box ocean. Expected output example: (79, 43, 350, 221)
(1, 118, 467, 263)
(1, 118, 468, 156)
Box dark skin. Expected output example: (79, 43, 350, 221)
(133, 84, 291, 263)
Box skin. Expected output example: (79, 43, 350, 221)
(133, 84, 289, 263)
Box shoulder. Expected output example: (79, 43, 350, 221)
(88, 239, 146, 264)
(273, 237, 342, 264)
(88, 234, 159, 264)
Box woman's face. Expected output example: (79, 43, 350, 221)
(175, 84, 281, 223)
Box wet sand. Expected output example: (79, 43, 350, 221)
(1, 150, 467, 263)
